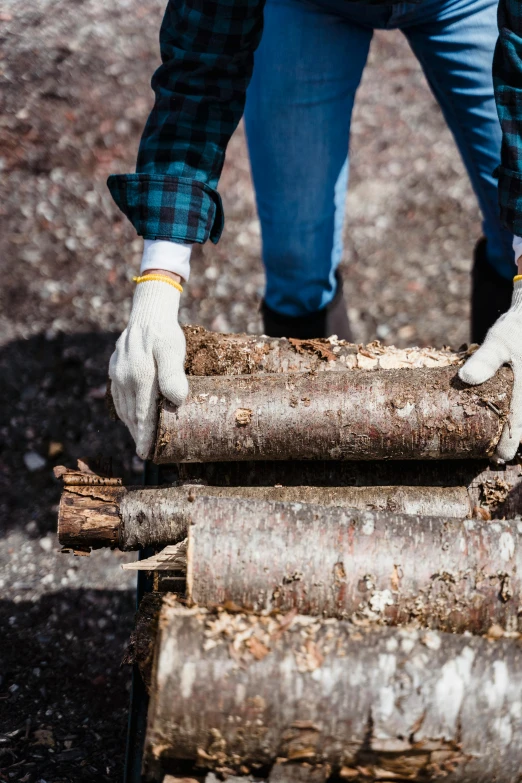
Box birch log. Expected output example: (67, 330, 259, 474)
(177, 460, 522, 517)
(58, 479, 481, 550)
(154, 367, 511, 463)
(144, 604, 522, 782)
(107, 329, 469, 420)
(185, 496, 522, 633)
(58, 461, 522, 551)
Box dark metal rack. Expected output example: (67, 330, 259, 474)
(124, 461, 161, 783)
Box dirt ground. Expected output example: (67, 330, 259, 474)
(0, 0, 491, 780)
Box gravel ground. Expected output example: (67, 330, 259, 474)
(0, 0, 487, 780)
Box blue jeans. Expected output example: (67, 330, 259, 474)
(244, 0, 514, 317)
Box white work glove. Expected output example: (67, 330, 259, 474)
(459, 279, 522, 462)
(109, 279, 189, 459)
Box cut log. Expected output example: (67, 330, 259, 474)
(107, 329, 469, 422)
(182, 325, 467, 376)
(58, 483, 125, 550)
(58, 482, 476, 551)
(177, 460, 522, 518)
(144, 603, 522, 781)
(185, 496, 522, 633)
(154, 367, 511, 463)
(58, 461, 522, 551)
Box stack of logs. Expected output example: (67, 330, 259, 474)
(58, 327, 522, 783)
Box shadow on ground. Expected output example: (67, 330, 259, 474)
(0, 588, 135, 782)
(0, 331, 136, 537)
(0, 332, 138, 781)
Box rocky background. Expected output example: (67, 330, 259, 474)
(0, 0, 489, 780)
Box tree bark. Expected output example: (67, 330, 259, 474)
(144, 604, 522, 782)
(185, 495, 522, 634)
(268, 763, 330, 783)
(154, 367, 511, 463)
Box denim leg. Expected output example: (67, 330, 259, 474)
(244, 0, 372, 316)
(402, 0, 515, 279)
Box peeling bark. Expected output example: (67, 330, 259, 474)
(58, 483, 124, 549)
(185, 496, 522, 633)
(144, 604, 522, 782)
(154, 368, 511, 463)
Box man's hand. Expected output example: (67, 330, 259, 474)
(109, 272, 189, 459)
(459, 280, 522, 462)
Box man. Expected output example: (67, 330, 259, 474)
(107, 0, 522, 462)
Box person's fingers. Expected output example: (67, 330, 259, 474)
(108, 341, 135, 434)
(459, 338, 510, 386)
(155, 338, 189, 406)
(112, 382, 135, 436)
(496, 363, 522, 462)
(134, 371, 159, 460)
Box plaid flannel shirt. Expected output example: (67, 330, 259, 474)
(495, 0, 522, 235)
(108, 0, 522, 243)
(108, 0, 265, 245)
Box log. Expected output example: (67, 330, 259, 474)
(184, 496, 522, 634)
(178, 460, 522, 518)
(58, 483, 125, 550)
(154, 367, 512, 463)
(58, 482, 475, 552)
(107, 328, 469, 421)
(144, 603, 522, 781)
(182, 325, 467, 376)
(57, 460, 522, 551)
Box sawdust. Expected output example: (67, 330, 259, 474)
(480, 478, 512, 508)
(182, 325, 469, 376)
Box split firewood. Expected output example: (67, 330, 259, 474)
(162, 495, 521, 634)
(122, 541, 188, 571)
(144, 602, 522, 781)
(154, 367, 511, 463)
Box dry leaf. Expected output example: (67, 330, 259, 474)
(33, 729, 55, 747)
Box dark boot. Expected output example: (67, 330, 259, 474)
(471, 237, 513, 344)
(261, 271, 352, 340)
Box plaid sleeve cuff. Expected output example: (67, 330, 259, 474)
(107, 173, 224, 244)
(498, 165, 522, 236)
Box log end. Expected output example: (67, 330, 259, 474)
(58, 485, 123, 550)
